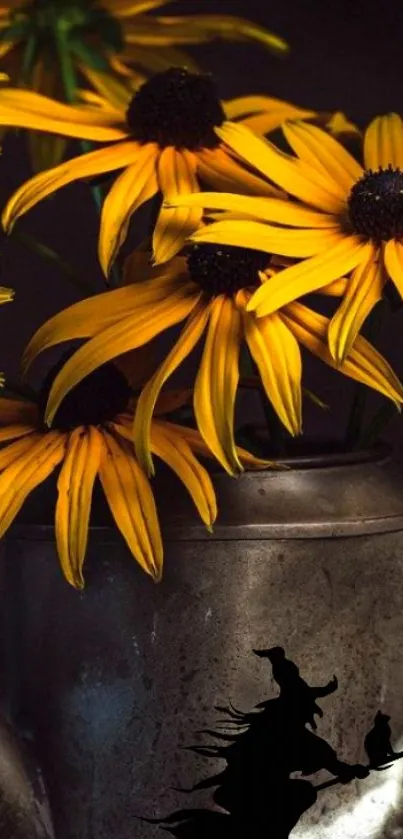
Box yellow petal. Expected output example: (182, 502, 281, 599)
(282, 301, 403, 406)
(195, 145, 282, 198)
(154, 420, 273, 468)
(0, 88, 127, 140)
(364, 114, 403, 170)
(0, 433, 42, 471)
(22, 269, 185, 374)
(45, 289, 199, 427)
(326, 112, 361, 138)
(282, 120, 363, 195)
(247, 237, 371, 317)
(153, 148, 202, 264)
(240, 292, 302, 435)
(150, 420, 217, 529)
(194, 296, 243, 475)
(191, 219, 342, 258)
(153, 387, 193, 415)
(134, 298, 209, 475)
(55, 426, 103, 589)
(147, 14, 288, 54)
(104, 0, 171, 18)
(320, 278, 349, 296)
(384, 238, 403, 298)
(98, 430, 163, 580)
(0, 432, 66, 539)
(328, 246, 384, 364)
(2, 140, 141, 232)
(0, 286, 14, 304)
(168, 191, 340, 228)
(216, 122, 345, 214)
(98, 143, 159, 275)
(224, 94, 315, 123)
(77, 65, 131, 111)
(0, 424, 36, 443)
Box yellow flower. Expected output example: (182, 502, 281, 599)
(0, 346, 270, 587)
(174, 114, 403, 365)
(0, 68, 316, 267)
(20, 251, 403, 477)
(0, 0, 288, 167)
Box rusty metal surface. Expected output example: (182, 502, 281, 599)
(9, 445, 403, 541)
(2, 451, 403, 838)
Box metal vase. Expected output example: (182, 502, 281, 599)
(2, 444, 403, 839)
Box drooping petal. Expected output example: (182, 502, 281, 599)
(247, 237, 371, 317)
(138, 14, 288, 54)
(0, 88, 127, 140)
(282, 301, 403, 406)
(320, 278, 349, 296)
(191, 219, 342, 258)
(0, 432, 66, 539)
(22, 266, 185, 374)
(384, 239, 403, 299)
(98, 143, 159, 275)
(134, 299, 210, 475)
(0, 397, 38, 425)
(167, 191, 340, 228)
(282, 121, 363, 195)
(224, 94, 315, 124)
(2, 140, 142, 232)
(55, 426, 103, 589)
(240, 291, 302, 435)
(76, 65, 132, 111)
(194, 296, 243, 475)
(153, 148, 202, 264)
(0, 424, 37, 443)
(364, 114, 403, 170)
(150, 420, 217, 529)
(103, 0, 172, 18)
(216, 122, 345, 214)
(195, 146, 282, 198)
(154, 388, 193, 415)
(328, 246, 384, 364)
(158, 420, 276, 469)
(45, 290, 199, 427)
(98, 430, 163, 580)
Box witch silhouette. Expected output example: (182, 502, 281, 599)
(142, 647, 388, 838)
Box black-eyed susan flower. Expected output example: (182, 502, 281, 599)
(174, 114, 403, 365)
(0, 68, 316, 267)
(19, 250, 403, 477)
(0, 0, 288, 165)
(0, 349, 268, 588)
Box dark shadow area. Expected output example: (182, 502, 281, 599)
(142, 647, 403, 838)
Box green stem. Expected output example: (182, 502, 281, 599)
(344, 302, 384, 449)
(12, 229, 96, 297)
(21, 33, 37, 84)
(358, 401, 398, 449)
(53, 15, 120, 289)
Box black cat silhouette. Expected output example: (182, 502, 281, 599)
(364, 711, 397, 767)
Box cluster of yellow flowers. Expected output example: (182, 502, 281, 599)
(0, 0, 401, 588)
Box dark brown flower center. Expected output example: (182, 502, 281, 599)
(186, 243, 270, 297)
(348, 166, 403, 242)
(38, 352, 131, 431)
(126, 68, 225, 150)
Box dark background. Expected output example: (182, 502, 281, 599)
(1, 0, 403, 447)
